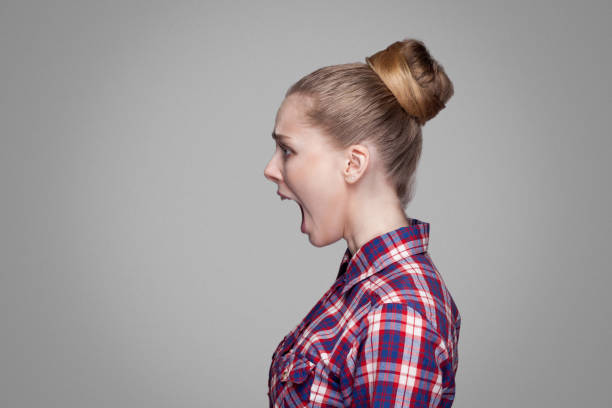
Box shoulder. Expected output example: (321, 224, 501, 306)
(358, 255, 437, 310)
(352, 253, 459, 337)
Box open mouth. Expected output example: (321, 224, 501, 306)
(278, 192, 306, 232)
(299, 202, 305, 232)
(292, 199, 304, 224)
(288, 198, 305, 231)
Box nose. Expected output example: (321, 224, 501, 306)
(264, 154, 282, 184)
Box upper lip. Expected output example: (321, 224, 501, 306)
(277, 191, 291, 200)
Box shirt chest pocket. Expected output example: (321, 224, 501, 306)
(272, 352, 317, 405)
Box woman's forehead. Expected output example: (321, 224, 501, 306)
(277, 94, 311, 125)
(275, 100, 313, 139)
(274, 94, 343, 152)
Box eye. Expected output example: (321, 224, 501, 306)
(278, 143, 292, 158)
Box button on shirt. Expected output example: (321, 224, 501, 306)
(268, 218, 461, 407)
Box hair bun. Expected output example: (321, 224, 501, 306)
(365, 38, 454, 125)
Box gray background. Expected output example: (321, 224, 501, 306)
(1, 0, 610, 407)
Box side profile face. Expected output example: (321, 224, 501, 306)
(264, 93, 349, 247)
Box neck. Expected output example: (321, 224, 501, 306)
(343, 195, 410, 255)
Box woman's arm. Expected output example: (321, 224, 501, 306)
(348, 302, 452, 407)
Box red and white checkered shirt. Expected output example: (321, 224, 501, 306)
(268, 218, 461, 407)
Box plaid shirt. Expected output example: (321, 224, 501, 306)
(268, 218, 461, 407)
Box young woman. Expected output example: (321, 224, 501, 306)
(264, 38, 461, 408)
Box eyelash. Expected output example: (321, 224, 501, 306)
(278, 144, 292, 157)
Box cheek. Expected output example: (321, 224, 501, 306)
(308, 162, 345, 207)
(286, 154, 345, 208)
(281, 164, 307, 201)
(282, 160, 301, 187)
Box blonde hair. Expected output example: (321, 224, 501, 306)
(285, 38, 454, 208)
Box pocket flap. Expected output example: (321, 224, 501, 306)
(279, 355, 315, 384)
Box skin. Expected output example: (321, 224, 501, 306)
(263, 93, 411, 256)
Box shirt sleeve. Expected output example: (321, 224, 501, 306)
(350, 302, 445, 407)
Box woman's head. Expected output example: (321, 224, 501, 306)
(264, 38, 454, 247)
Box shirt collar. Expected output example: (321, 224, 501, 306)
(335, 217, 430, 295)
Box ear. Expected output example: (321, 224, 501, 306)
(344, 144, 369, 183)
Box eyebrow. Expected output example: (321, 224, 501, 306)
(271, 131, 292, 143)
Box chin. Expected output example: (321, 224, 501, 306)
(308, 231, 342, 248)
(308, 236, 327, 247)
